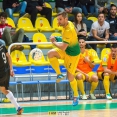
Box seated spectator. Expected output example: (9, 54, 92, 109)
(73, 12, 87, 38)
(56, 0, 82, 15)
(76, 0, 97, 17)
(88, 13, 110, 51)
(95, 0, 111, 15)
(0, 12, 24, 52)
(3, 0, 27, 20)
(106, 4, 117, 40)
(97, 44, 117, 100)
(25, 0, 52, 27)
(75, 36, 98, 100)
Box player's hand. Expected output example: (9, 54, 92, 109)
(84, 56, 90, 63)
(50, 36, 56, 43)
(10, 70, 14, 77)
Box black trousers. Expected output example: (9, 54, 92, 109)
(26, 7, 52, 26)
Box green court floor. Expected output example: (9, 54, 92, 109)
(0, 102, 117, 115)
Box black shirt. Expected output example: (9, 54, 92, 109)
(3, 0, 19, 10)
(106, 16, 117, 34)
(0, 44, 9, 78)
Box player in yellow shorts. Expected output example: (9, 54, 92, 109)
(75, 36, 98, 100)
(97, 44, 117, 100)
(48, 11, 80, 106)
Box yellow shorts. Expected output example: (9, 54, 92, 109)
(75, 71, 95, 82)
(55, 48, 80, 75)
(97, 72, 117, 82)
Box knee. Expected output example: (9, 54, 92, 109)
(47, 50, 55, 58)
(21, 1, 27, 6)
(18, 28, 24, 34)
(4, 28, 10, 33)
(76, 74, 83, 80)
(91, 75, 98, 82)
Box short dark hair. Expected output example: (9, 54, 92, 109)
(78, 36, 86, 41)
(57, 11, 68, 18)
(98, 12, 105, 17)
(110, 4, 117, 9)
(0, 12, 7, 18)
(111, 44, 117, 48)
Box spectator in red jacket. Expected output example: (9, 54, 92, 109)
(0, 12, 24, 52)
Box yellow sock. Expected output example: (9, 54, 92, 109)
(103, 76, 110, 94)
(49, 57, 61, 75)
(90, 81, 98, 94)
(70, 78, 78, 97)
(77, 79, 85, 95)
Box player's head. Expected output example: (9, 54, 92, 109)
(98, 12, 105, 23)
(111, 44, 117, 59)
(78, 36, 86, 49)
(0, 12, 7, 25)
(110, 4, 117, 17)
(57, 11, 68, 27)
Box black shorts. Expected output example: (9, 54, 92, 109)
(101, 72, 117, 80)
(0, 70, 10, 90)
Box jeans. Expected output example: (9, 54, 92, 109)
(88, 36, 110, 51)
(5, 1, 27, 20)
(0, 39, 6, 46)
(80, 5, 98, 16)
(109, 35, 117, 40)
(57, 7, 82, 14)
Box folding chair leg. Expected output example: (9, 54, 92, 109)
(21, 84, 24, 101)
(39, 84, 41, 101)
(16, 84, 18, 101)
(55, 83, 57, 100)
(37, 84, 40, 100)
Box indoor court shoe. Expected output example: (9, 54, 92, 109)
(72, 97, 79, 106)
(106, 94, 112, 100)
(56, 74, 65, 83)
(90, 93, 96, 100)
(82, 94, 87, 100)
(17, 107, 23, 115)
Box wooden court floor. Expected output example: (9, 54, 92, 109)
(0, 99, 117, 117)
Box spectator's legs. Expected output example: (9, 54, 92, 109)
(80, 5, 88, 16)
(89, 5, 95, 14)
(5, 8, 15, 20)
(12, 29, 24, 43)
(26, 8, 38, 27)
(110, 35, 117, 40)
(2, 28, 12, 46)
(88, 37, 97, 50)
(0, 39, 6, 46)
(39, 7, 52, 25)
(14, 1, 27, 16)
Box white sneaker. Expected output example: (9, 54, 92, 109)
(82, 95, 87, 100)
(106, 94, 112, 100)
(90, 93, 96, 100)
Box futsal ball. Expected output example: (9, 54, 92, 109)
(2, 98, 10, 103)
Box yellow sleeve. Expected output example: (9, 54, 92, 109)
(62, 29, 72, 44)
